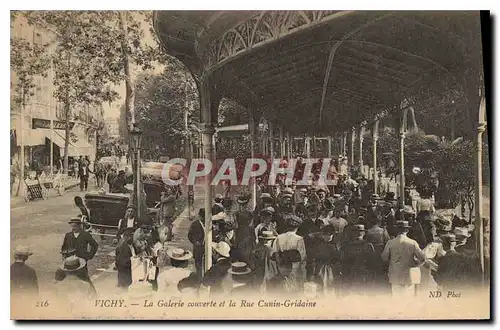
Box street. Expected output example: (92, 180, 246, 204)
(10, 182, 205, 297)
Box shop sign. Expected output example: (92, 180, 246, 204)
(32, 118, 75, 130)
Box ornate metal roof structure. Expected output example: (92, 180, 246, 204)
(153, 11, 483, 134)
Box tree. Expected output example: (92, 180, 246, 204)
(26, 11, 165, 173)
(134, 59, 200, 160)
(10, 27, 50, 195)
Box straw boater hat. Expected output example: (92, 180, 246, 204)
(371, 194, 380, 200)
(395, 220, 411, 229)
(258, 230, 277, 240)
(211, 241, 231, 258)
(167, 248, 193, 261)
(352, 224, 366, 232)
(61, 255, 87, 272)
(227, 261, 252, 275)
(333, 194, 342, 199)
(68, 217, 82, 225)
(281, 187, 294, 196)
(260, 193, 273, 201)
(14, 245, 33, 257)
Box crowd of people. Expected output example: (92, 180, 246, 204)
(11, 156, 483, 306)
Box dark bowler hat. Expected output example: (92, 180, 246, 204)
(118, 169, 126, 175)
(68, 217, 82, 225)
(228, 261, 252, 275)
(385, 192, 396, 200)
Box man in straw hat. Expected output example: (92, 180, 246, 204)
(201, 241, 232, 296)
(157, 248, 195, 296)
(228, 261, 253, 295)
(61, 217, 98, 282)
(381, 220, 426, 298)
(56, 256, 96, 303)
(11, 246, 38, 299)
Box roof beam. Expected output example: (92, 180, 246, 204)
(339, 54, 421, 81)
(241, 59, 324, 87)
(344, 46, 428, 74)
(332, 62, 413, 86)
(318, 13, 395, 125)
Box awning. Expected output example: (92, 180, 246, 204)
(15, 129, 46, 147)
(48, 131, 93, 157)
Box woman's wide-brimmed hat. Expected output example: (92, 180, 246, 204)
(435, 216, 453, 232)
(167, 248, 193, 261)
(258, 230, 277, 240)
(227, 261, 252, 275)
(286, 214, 303, 227)
(440, 233, 457, 242)
(402, 205, 415, 215)
(454, 227, 471, 238)
(61, 256, 87, 272)
(211, 241, 231, 258)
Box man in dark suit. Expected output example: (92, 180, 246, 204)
(11, 246, 38, 300)
(61, 217, 99, 281)
(78, 160, 92, 191)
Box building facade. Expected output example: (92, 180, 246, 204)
(10, 14, 103, 175)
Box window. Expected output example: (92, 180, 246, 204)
(33, 30, 42, 45)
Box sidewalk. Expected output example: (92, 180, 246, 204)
(10, 177, 81, 208)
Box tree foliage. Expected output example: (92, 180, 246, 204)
(22, 11, 165, 171)
(10, 36, 50, 108)
(134, 57, 199, 159)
